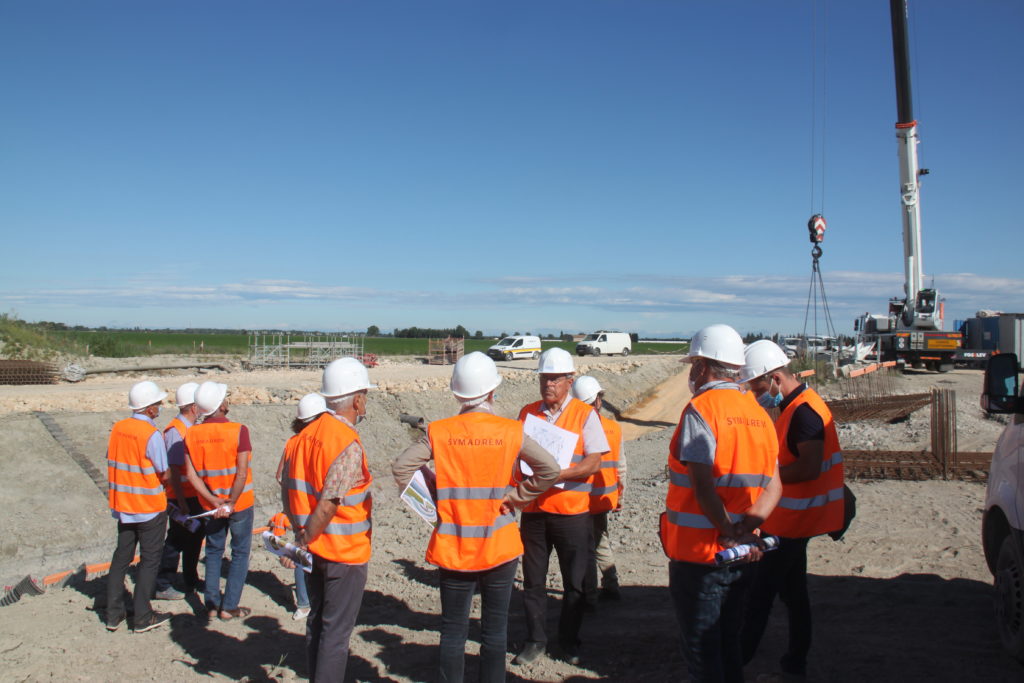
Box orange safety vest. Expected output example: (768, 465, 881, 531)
(761, 388, 845, 539)
(107, 417, 167, 515)
(518, 398, 595, 515)
(662, 388, 778, 564)
(284, 414, 372, 565)
(425, 412, 525, 572)
(589, 415, 622, 513)
(164, 416, 197, 498)
(185, 421, 254, 512)
(269, 511, 291, 537)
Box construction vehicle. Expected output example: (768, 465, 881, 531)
(853, 0, 961, 371)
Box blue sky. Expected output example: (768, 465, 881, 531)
(2, 0, 1021, 337)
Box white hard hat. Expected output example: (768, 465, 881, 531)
(175, 381, 200, 407)
(686, 324, 746, 366)
(536, 347, 575, 374)
(739, 340, 791, 383)
(195, 381, 228, 417)
(451, 351, 502, 399)
(296, 392, 328, 421)
(571, 375, 603, 405)
(128, 381, 168, 411)
(320, 357, 377, 398)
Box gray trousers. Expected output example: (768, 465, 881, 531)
(306, 555, 368, 683)
(106, 511, 167, 626)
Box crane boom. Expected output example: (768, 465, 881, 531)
(889, 0, 939, 330)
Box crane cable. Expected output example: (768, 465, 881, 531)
(801, 1, 839, 362)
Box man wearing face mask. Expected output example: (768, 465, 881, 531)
(738, 340, 846, 681)
(661, 324, 781, 683)
(282, 357, 375, 683)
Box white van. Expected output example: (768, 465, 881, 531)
(487, 335, 542, 361)
(576, 331, 632, 357)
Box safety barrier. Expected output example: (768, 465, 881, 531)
(1, 525, 271, 607)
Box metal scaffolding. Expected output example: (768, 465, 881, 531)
(247, 332, 368, 369)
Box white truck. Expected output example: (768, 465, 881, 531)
(575, 331, 632, 357)
(980, 352, 1024, 662)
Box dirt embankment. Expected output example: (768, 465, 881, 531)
(0, 358, 1020, 681)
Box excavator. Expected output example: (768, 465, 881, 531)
(853, 0, 962, 371)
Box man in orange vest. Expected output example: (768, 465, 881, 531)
(392, 352, 560, 682)
(155, 381, 204, 600)
(184, 381, 255, 621)
(739, 340, 846, 680)
(281, 358, 375, 683)
(572, 375, 626, 604)
(662, 324, 781, 682)
(105, 380, 172, 633)
(514, 347, 610, 667)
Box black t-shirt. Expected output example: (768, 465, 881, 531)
(777, 384, 825, 456)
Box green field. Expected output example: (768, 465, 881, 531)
(45, 330, 688, 358)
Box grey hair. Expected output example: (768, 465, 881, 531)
(326, 394, 358, 412)
(700, 358, 741, 380)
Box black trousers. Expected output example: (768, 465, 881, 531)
(439, 559, 518, 683)
(106, 511, 167, 626)
(740, 536, 812, 676)
(156, 497, 205, 592)
(520, 511, 592, 650)
(306, 555, 367, 683)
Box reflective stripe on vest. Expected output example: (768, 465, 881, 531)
(662, 389, 778, 564)
(107, 417, 166, 515)
(425, 412, 525, 571)
(519, 398, 596, 515)
(762, 388, 845, 538)
(285, 413, 373, 565)
(269, 512, 290, 537)
(589, 415, 622, 513)
(184, 421, 253, 512)
(164, 416, 197, 498)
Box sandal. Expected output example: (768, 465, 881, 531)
(218, 606, 251, 621)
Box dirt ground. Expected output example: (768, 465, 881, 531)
(0, 356, 1020, 681)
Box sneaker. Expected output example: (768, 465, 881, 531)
(134, 612, 171, 633)
(599, 585, 621, 601)
(292, 606, 311, 621)
(154, 587, 185, 601)
(105, 614, 125, 632)
(512, 642, 545, 666)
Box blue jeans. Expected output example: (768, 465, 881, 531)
(203, 506, 254, 612)
(438, 558, 518, 683)
(294, 566, 310, 609)
(669, 560, 753, 683)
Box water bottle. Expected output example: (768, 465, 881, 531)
(714, 535, 780, 566)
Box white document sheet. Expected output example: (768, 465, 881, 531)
(520, 414, 579, 488)
(401, 466, 438, 528)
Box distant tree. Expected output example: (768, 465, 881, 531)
(474, 330, 483, 338)
(514, 331, 520, 336)
(454, 324, 469, 338)
(500, 332, 508, 339)
(367, 325, 380, 336)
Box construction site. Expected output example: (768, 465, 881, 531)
(0, 349, 1018, 681)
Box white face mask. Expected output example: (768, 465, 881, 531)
(688, 378, 697, 394)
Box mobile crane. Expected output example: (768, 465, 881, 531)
(854, 0, 962, 371)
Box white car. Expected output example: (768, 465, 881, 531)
(981, 352, 1024, 662)
(575, 331, 632, 357)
